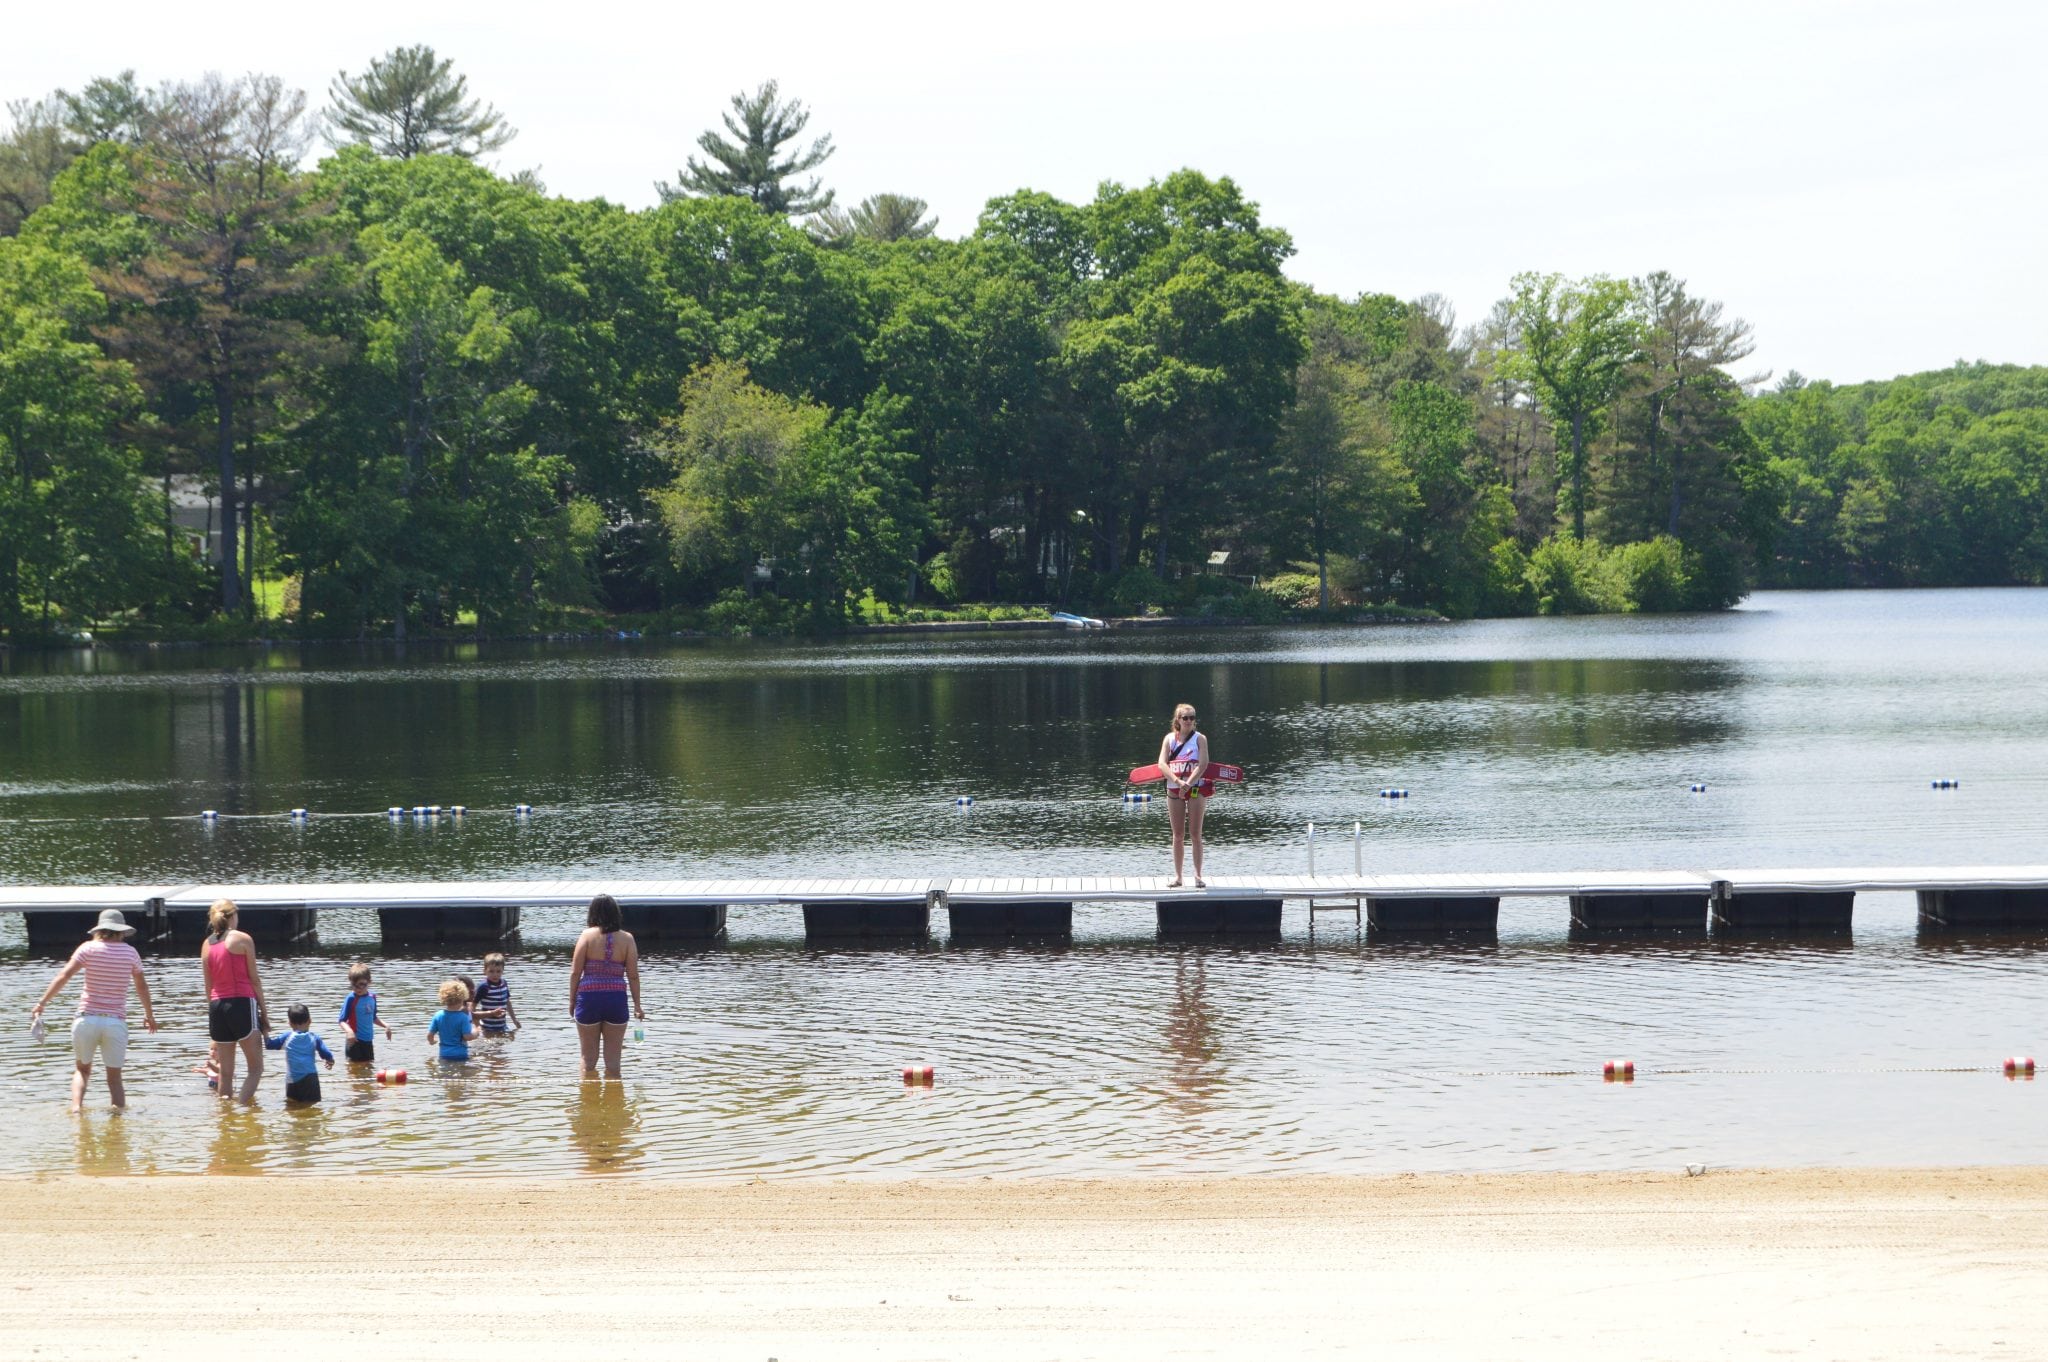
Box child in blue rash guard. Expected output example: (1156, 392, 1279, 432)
(338, 962, 395, 1063)
(264, 1003, 336, 1103)
(426, 979, 476, 1062)
(474, 952, 519, 1036)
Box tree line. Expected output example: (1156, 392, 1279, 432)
(2, 53, 2042, 641)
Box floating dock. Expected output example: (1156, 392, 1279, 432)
(4, 866, 2048, 950)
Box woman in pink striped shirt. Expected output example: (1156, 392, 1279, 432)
(30, 909, 159, 1113)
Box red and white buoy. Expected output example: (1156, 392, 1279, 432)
(901, 1065, 936, 1087)
(1602, 1058, 1636, 1082)
(376, 1068, 409, 1085)
(2004, 1056, 2036, 1079)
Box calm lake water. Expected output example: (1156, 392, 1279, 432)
(1, 588, 2043, 1177)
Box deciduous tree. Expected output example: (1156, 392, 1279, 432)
(1504, 272, 1638, 539)
(0, 237, 151, 632)
(95, 74, 335, 615)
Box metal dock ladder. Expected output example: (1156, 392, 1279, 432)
(1306, 822, 1363, 938)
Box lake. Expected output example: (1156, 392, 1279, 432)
(1, 588, 2042, 1176)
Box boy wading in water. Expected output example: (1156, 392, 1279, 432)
(264, 1003, 336, 1104)
(474, 952, 520, 1037)
(337, 962, 394, 1063)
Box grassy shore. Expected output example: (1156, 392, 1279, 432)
(5, 1167, 2044, 1359)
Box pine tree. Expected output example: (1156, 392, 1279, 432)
(810, 194, 938, 244)
(657, 81, 834, 216)
(61, 72, 154, 147)
(324, 46, 514, 159)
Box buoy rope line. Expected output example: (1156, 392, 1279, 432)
(0, 810, 525, 825)
(269, 1061, 2039, 1086)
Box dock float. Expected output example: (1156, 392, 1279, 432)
(3, 867, 2046, 950)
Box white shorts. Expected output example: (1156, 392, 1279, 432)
(71, 1015, 129, 1068)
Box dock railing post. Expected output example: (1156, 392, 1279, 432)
(1353, 822, 1362, 877)
(1307, 822, 1316, 877)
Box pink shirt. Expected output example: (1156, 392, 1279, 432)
(205, 939, 254, 1000)
(74, 939, 143, 1018)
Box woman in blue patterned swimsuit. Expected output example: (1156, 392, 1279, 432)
(568, 893, 643, 1079)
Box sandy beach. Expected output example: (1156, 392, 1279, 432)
(3, 1167, 2044, 1359)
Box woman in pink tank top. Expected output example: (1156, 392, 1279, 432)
(199, 899, 269, 1104)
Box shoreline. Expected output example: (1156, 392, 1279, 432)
(8, 1166, 2045, 1358)
(0, 609, 1445, 652)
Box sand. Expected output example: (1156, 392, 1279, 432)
(4, 1167, 2045, 1359)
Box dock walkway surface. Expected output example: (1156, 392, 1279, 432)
(5, 865, 2048, 913)
(3, 866, 2048, 948)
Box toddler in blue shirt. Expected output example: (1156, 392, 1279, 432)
(264, 1003, 335, 1103)
(426, 979, 476, 1062)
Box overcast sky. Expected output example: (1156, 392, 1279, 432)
(8, 0, 2044, 385)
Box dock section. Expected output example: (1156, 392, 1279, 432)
(3, 866, 2047, 949)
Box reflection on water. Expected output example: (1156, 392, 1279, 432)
(0, 590, 2044, 1177)
(207, 1107, 266, 1176)
(568, 1082, 643, 1174)
(1163, 954, 1220, 1121)
(74, 1112, 137, 1176)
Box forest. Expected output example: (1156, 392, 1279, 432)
(2, 53, 2044, 641)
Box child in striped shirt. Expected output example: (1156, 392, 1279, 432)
(474, 952, 520, 1037)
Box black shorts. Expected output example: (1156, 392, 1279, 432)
(345, 1039, 375, 1063)
(285, 1074, 321, 1104)
(208, 997, 257, 1043)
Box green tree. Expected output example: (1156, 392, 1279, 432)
(60, 72, 154, 147)
(638, 192, 869, 408)
(1271, 296, 1412, 607)
(1943, 409, 2048, 583)
(324, 46, 514, 159)
(1468, 297, 1557, 539)
(861, 232, 1078, 600)
(0, 96, 71, 236)
(1624, 271, 1755, 537)
(94, 74, 336, 616)
(0, 237, 152, 635)
(816, 193, 938, 243)
(649, 360, 822, 591)
(1062, 171, 1303, 577)
(1503, 272, 1638, 539)
(286, 196, 596, 635)
(658, 81, 834, 216)
(787, 388, 929, 618)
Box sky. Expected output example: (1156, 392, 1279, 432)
(6, 0, 2044, 385)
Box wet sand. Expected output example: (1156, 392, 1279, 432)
(4, 1167, 2045, 1359)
